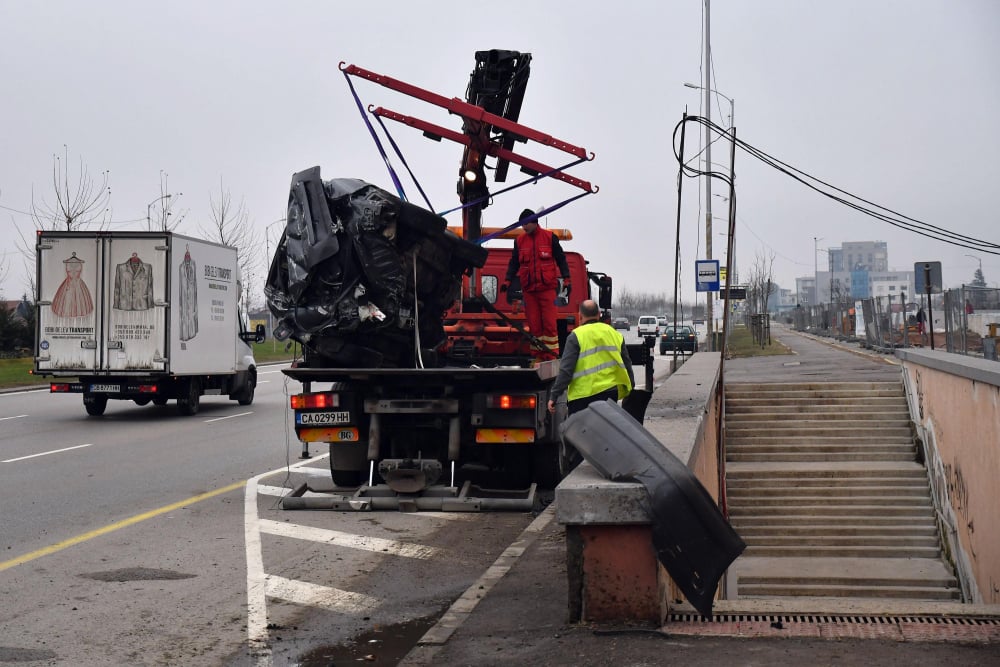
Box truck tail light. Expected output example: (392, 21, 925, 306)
(138, 385, 158, 393)
(486, 394, 536, 410)
(51, 383, 71, 393)
(291, 392, 339, 409)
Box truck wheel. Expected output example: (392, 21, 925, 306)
(236, 371, 256, 406)
(178, 379, 201, 416)
(133, 398, 151, 406)
(84, 394, 108, 417)
(152, 398, 168, 406)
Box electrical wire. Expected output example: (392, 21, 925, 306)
(673, 115, 1000, 256)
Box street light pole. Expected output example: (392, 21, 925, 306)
(965, 254, 982, 276)
(813, 237, 819, 304)
(147, 194, 172, 231)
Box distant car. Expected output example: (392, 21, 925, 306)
(637, 315, 659, 337)
(660, 325, 698, 355)
(612, 317, 630, 330)
(656, 316, 668, 327)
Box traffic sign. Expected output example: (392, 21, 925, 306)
(696, 260, 720, 292)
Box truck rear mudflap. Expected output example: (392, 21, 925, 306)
(279, 479, 537, 512)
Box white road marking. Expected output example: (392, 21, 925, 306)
(258, 519, 440, 559)
(0, 389, 47, 397)
(245, 454, 330, 663)
(2, 443, 92, 463)
(0, 414, 28, 421)
(258, 380, 270, 384)
(258, 368, 287, 375)
(204, 411, 253, 423)
(266, 575, 379, 614)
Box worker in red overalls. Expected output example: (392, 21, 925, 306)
(502, 208, 571, 361)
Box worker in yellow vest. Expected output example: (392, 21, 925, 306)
(547, 299, 634, 416)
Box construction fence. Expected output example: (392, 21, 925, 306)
(790, 286, 1000, 360)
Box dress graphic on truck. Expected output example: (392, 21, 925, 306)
(178, 246, 199, 341)
(51, 252, 94, 319)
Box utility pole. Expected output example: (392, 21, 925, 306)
(703, 0, 714, 350)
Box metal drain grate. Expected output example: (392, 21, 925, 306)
(666, 613, 1000, 626)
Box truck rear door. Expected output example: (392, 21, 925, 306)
(36, 234, 102, 373)
(102, 235, 168, 372)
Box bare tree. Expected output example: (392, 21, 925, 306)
(745, 249, 776, 316)
(15, 146, 112, 296)
(201, 179, 262, 313)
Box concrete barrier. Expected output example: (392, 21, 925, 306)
(555, 353, 722, 622)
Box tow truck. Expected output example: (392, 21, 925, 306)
(268, 51, 649, 511)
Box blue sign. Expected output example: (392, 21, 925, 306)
(914, 261, 942, 294)
(696, 260, 720, 292)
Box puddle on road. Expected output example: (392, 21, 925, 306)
(294, 609, 445, 666)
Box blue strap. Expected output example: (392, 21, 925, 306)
(436, 156, 589, 218)
(375, 114, 435, 212)
(343, 70, 408, 201)
(476, 190, 593, 244)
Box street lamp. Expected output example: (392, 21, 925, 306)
(814, 237, 824, 305)
(147, 194, 172, 231)
(685, 82, 735, 350)
(965, 254, 982, 276)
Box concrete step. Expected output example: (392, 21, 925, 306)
(728, 477, 927, 489)
(727, 381, 904, 393)
(726, 462, 928, 479)
(726, 400, 908, 414)
(743, 545, 942, 559)
(727, 444, 916, 455)
(726, 412, 909, 423)
(727, 424, 914, 437)
(729, 452, 916, 463)
(731, 556, 961, 601)
(734, 525, 939, 538)
(725, 389, 905, 400)
(730, 495, 932, 508)
(741, 534, 940, 548)
(731, 516, 937, 528)
(737, 583, 961, 600)
(729, 505, 934, 518)
(728, 485, 931, 498)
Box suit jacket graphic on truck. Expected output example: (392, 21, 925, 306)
(113, 255, 154, 310)
(178, 250, 199, 341)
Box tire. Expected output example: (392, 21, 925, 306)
(178, 378, 201, 416)
(236, 371, 256, 406)
(152, 398, 168, 406)
(133, 398, 151, 406)
(84, 394, 108, 417)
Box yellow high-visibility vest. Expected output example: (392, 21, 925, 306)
(568, 322, 632, 402)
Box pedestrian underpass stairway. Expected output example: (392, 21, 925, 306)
(724, 381, 963, 602)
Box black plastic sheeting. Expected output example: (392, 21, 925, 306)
(265, 167, 488, 368)
(561, 400, 745, 618)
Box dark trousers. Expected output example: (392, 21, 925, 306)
(567, 387, 618, 415)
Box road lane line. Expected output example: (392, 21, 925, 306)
(0, 389, 47, 397)
(266, 575, 379, 614)
(205, 411, 253, 423)
(258, 519, 440, 559)
(0, 479, 246, 573)
(245, 454, 330, 662)
(0, 414, 28, 421)
(2, 443, 92, 463)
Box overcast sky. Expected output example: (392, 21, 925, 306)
(2, 0, 998, 307)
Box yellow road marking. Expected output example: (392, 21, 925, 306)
(0, 480, 246, 573)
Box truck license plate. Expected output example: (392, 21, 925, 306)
(89, 384, 120, 393)
(297, 411, 351, 426)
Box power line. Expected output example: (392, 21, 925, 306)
(673, 115, 1000, 256)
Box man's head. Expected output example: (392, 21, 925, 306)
(579, 299, 600, 323)
(519, 208, 538, 234)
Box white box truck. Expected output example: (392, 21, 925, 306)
(34, 231, 263, 416)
